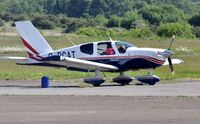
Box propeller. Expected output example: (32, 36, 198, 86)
(167, 35, 175, 75)
(168, 57, 174, 75)
(168, 35, 175, 50)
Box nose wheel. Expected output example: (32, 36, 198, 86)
(113, 72, 133, 86)
(135, 69, 160, 85)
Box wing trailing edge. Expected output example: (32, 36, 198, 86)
(43, 56, 118, 71)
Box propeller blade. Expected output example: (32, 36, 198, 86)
(168, 35, 175, 50)
(168, 57, 174, 75)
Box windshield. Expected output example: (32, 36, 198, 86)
(115, 41, 136, 54)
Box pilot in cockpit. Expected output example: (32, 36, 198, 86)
(118, 45, 126, 53)
(105, 45, 115, 55)
(97, 42, 115, 55)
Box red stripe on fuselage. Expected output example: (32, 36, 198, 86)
(36, 55, 44, 59)
(79, 55, 165, 65)
(27, 52, 40, 61)
(145, 57, 164, 64)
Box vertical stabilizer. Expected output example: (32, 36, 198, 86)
(15, 21, 53, 59)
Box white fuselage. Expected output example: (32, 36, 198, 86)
(36, 41, 167, 71)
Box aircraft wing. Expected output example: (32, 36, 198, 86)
(163, 59, 184, 65)
(42, 56, 119, 71)
(0, 56, 118, 71)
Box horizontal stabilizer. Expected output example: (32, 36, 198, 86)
(0, 56, 43, 65)
(0, 56, 26, 60)
(163, 59, 184, 65)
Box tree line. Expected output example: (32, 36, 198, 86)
(0, 0, 200, 38)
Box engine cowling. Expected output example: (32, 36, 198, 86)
(135, 75, 160, 85)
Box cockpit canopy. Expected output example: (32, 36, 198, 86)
(79, 41, 136, 55)
(115, 41, 136, 54)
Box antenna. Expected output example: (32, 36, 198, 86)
(66, 37, 76, 46)
(107, 31, 113, 41)
(109, 36, 113, 41)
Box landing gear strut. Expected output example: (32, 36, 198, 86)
(113, 72, 133, 86)
(84, 69, 105, 87)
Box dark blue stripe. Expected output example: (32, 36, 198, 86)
(91, 58, 161, 71)
(17, 58, 161, 72)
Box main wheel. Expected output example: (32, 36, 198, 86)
(135, 75, 160, 85)
(119, 82, 130, 86)
(92, 83, 101, 87)
(148, 81, 156, 85)
(113, 76, 133, 86)
(84, 77, 105, 87)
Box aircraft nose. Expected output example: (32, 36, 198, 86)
(157, 50, 174, 58)
(165, 50, 174, 56)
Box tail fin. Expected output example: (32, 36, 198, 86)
(15, 21, 53, 60)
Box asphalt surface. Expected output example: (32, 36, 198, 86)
(0, 80, 200, 96)
(0, 96, 200, 124)
(0, 80, 200, 124)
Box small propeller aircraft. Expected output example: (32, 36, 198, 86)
(0, 21, 183, 86)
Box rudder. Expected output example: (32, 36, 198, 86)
(15, 21, 53, 58)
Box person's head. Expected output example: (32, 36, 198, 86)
(120, 45, 126, 50)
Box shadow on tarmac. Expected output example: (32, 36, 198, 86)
(0, 83, 138, 89)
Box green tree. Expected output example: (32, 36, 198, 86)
(173, 0, 199, 16)
(132, 0, 147, 10)
(121, 11, 139, 29)
(0, 18, 4, 26)
(45, 0, 57, 13)
(89, 0, 107, 16)
(129, 27, 153, 38)
(158, 23, 194, 38)
(189, 15, 200, 26)
(91, 15, 108, 27)
(53, 0, 69, 14)
(0, 0, 9, 13)
(107, 15, 121, 27)
(7, 0, 44, 14)
(139, 5, 186, 25)
(192, 26, 200, 37)
(64, 18, 97, 33)
(67, 0, 92, 17)
(32, 16, 55, 29)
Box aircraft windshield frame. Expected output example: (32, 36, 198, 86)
(115, 41, 136, 48)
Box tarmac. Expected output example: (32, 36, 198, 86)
(0, 80, 200, 124)
(0, 80, 200, 96)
